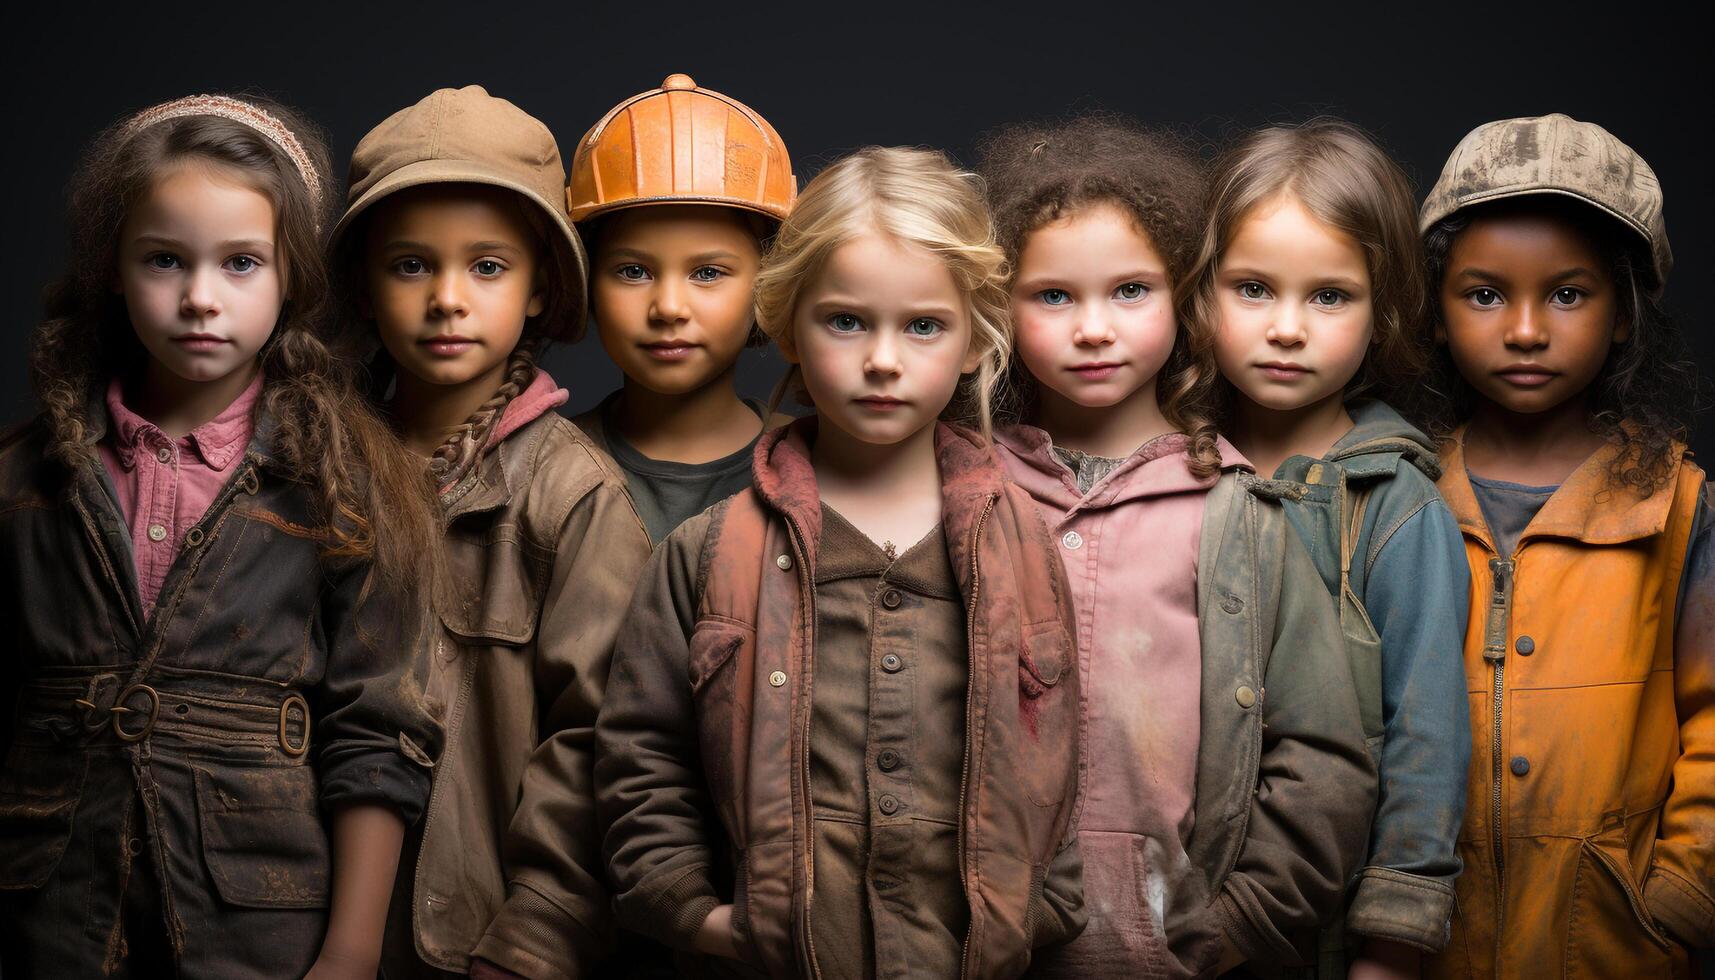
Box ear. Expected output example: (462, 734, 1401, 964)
(1612, 309, 1633, 344)
(526, 279, 546, 319)
(960, 342, 985, 375)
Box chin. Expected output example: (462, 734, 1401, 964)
(825, 414, 929, 448)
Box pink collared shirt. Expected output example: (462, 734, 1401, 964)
(99, 373, 263, 613)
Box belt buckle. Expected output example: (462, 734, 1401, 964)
(278, 694, 311, 757)
(110, 683, 160, 742)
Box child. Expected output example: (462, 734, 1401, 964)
(0, 94, 441, 979)
(596, 146, 1084, 979)
(329, 86, 652, 979)
(978, 116, 1376, 977)
(569, 74, 797, 543)
(1418, 113, 1713, 978)
(1187, 120, 1472, 978)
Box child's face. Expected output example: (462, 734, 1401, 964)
(1011, 202, 1177, 412)
(1437, 210, 1622, 416)
(788, 232, 982, 447)
(363, 184, 544, 390)
(1212, 193, 1373, 413)
(591, 205, 762, 396)
(117, 162, 283, 386)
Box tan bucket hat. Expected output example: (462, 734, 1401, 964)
(1420, 113, 1670, 287)
(331, 85, 589, 341)
(567, 73, 795, 224)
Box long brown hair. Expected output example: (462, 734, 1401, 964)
(1182, 118, 1429, 421)
(978, 115, 1221, 476)
(30, 95, 438, 586)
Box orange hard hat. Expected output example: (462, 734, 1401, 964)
(567, 73, 795, 224)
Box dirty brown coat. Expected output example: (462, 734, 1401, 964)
(385, 409, 651, 980)
(0, 407, 440, 979)
(596, 419, 1086, 979)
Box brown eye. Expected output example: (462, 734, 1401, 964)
(1552, 287, 1583, 307)
(1238, 282, 1269, 301)
(1469, 288, 1501, 308)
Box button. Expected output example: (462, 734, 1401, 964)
(1515, 635, 1535, 655)
(877, 794, 900, 815)
(768, 670, 787, 688)
(878, 749, 901, 772)
(880, 654, 903, 673)
(1221, 595, 1244, 615)
(184, 527, 204, 547)
(156, 446, 172, 464)
(127, 836, 143, 857)
(1235, 685, 1258, 708)
(1510, 756, 1530, 777)
(1061, 530, 1083, 550)
(776, 554, 793, 571)
(881, 589, 902, 609)
(147, 524, 167, 542)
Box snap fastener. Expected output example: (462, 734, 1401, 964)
(881, 589, 902, 609)
(1515, 635, 1535, 655)
(156, 446, 172, 464)
(184, 527, 204, 547)
(1510, 756, 1530, 777)
(1061, 530, 1083, 551)
(877, 794, 900, 815)
(768, 670, 787, 688)
(1235, 685, 1257, 708)
(147, 524, 167, 543)
(127, 836, 143, 857)
(880, 654, 903, 673)
(776, 554, 793, 571)
(878, 749, 901, 772)
(1221, 595, 1243, 615)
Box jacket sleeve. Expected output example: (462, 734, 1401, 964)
(313, 556, 441, 823)
(595, 509, 724, 953)
(1347, 498, 1472, 951)
(1646, 494, 1715, 948)
(472, 480, 653, 980)
(1213, 525, 1378, 965)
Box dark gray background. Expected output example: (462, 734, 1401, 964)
(4, 2, 1711, 454)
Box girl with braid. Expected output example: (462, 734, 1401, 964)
(331, 86, 651, 980)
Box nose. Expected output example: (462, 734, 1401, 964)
(180, 266, 221, 319)
(1072, 309, 1116, 347)
(428, 271, 468, 320)
(649, 278, 691, 325)
(1265, 305, 1307, 348)
(864, 329, 902, 377)
(1503, 303, 1550, 351)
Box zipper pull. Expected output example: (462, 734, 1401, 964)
(1483, 558, 1514, 664)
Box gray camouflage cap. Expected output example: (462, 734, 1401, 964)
(1420, 113, 1670, 287)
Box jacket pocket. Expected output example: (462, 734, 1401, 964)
(436, 521, 543, 646)
(0, 749, 87, 890)
(1032, 831, 1167, 977)
(688, 621, 752, 831)
(1566, 836, 1675, 977)
(1339, 585, 1385, 761)
(1018, 621, 1076, 809)
(194, 764, 330, 909)
(1018, 621, 1069, 697)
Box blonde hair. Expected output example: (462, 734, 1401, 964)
(754, 146, 1011, 437)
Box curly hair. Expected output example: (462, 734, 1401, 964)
(29, 96, 438, 588)
(977, 115, 1220, 476)
(753, 146, 1010, 438)
(1181, 118, 1430, 424)
(1421, 195, 1699, 496)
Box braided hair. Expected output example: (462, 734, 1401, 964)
(428, 336, 545, 489)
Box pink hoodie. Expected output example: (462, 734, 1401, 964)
(996, 424, 1245, 978)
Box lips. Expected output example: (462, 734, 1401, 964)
(854, 395, 908, 412)
(1495, 364, 1558, 387)
(640, 340, 702, 362)
(420, 335, 478, 357)
(1257, 361, 1311, 381)
(1069, 362, 1122, 381)
(171, 332, 229, 352)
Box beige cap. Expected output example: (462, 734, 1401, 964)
(1420, 113, 1670, 287)
(332, 85, 588, 341)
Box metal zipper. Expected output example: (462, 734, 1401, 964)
(1482, 556, 1514, 923)
(957, 492, 997, 979)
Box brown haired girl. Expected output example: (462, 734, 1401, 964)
(979, 115, 1374, 978)
(1184, 119, 1472, 979)
(0, 94, 442, 979)
(329, 86, 651, 980)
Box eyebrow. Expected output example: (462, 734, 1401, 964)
(1458, 266, 1597, 282)
(132, 234, 274, 252)
(379, 239, 523, 255)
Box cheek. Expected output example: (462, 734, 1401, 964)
(119, 275, 180, 335)
(695, 285, 759, 346)
(1122, 303, 1179, 365)
(1209, 299, 1255, 363)
(1012, 307, 1065, 378)
(368, 280, 425, 347)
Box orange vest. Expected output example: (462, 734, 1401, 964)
(1428, 433, 1709, 979)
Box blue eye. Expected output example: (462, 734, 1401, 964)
(829, 313, 863, 333)
(226, 255, 259, 274)
(905, 318, 943, 338)
(147, 253, 181, 271)
(1238, 281, 1270, 301)
(1039, 289, 1071, 307)
(473, 260, 504, 278)
(1115, 282, 1148, 301)
(1311, 288, 1346, 307)
(690, 266, 724, 283)
(616, 264, 649, 282)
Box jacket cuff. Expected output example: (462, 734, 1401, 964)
(1346, 866, 1456, 952)
(472, 880, 604, 980)
(318, 745, 433, 825)
(633, 863, 720, 953)
(1214, 878, 1297, 967)
(1644, 865, 1715, 948)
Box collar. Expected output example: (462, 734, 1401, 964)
(995, 423, 1243, 515)
(1438, 424, 1685, 550)
(104, 372, 263, 473)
